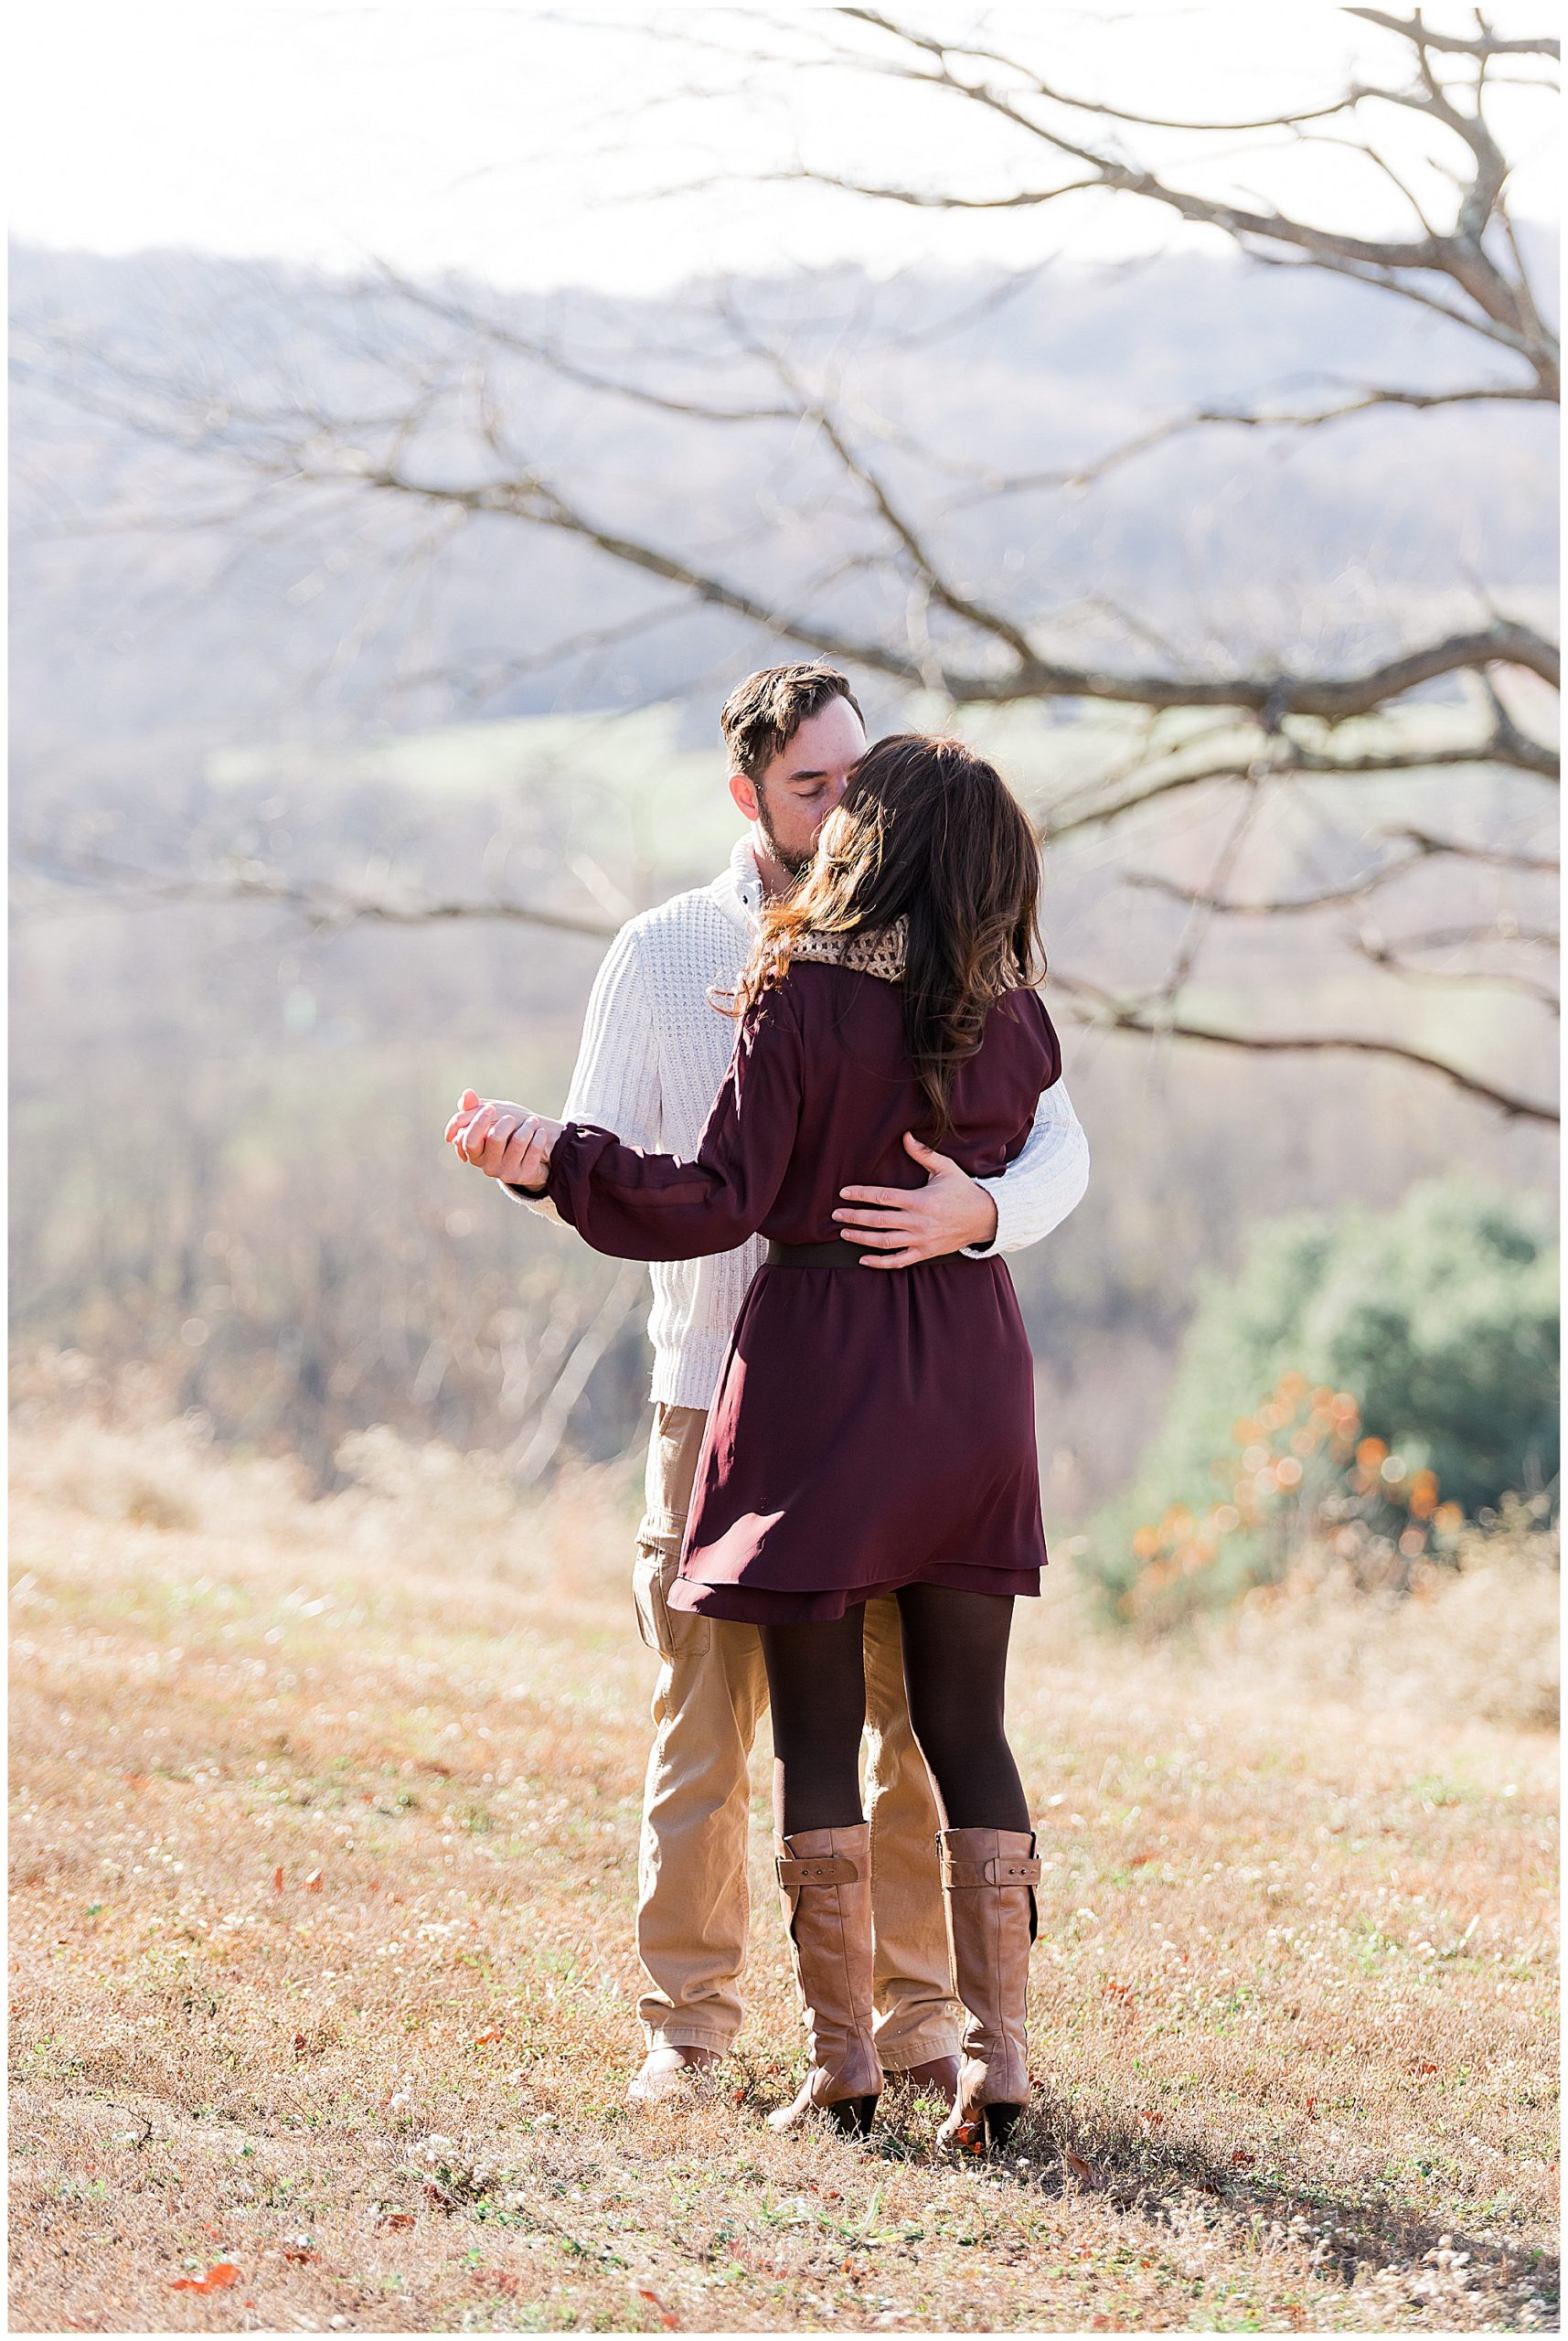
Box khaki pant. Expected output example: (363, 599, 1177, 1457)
(632, 1402, 963, 2067)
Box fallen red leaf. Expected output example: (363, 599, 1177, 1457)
(272, 1865, 283, 1894)
(1306, 2096, 1319, 2122)
(1231, 2148, 1255, 2167)
(475, 2025, 504, 2046)
(378, 2212, 416, 2233)
(638, 2287, 679, 2330)
(1416, 2060, 1438, 2075)
(1065, 2150, 1103, 2186)
(282, 2247, 318, 2264)
(170, 2262, 240, 2293)
(304, 1869, 323, 1892)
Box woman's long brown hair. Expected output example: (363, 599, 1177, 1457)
(732, 734, 1046, 1135)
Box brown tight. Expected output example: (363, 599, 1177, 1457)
(760, 1584, 1030, 1836)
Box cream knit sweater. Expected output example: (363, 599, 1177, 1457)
(513, 835, 1091, 1412)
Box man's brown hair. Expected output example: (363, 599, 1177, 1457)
(720, 663, 864, 782)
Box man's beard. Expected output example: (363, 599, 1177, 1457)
(755, 796, 814, 882)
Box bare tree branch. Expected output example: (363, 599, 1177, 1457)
(14, 844, 620, 942)
(1349, 934, 1560, 1016)
(1383, 825, 1559, 874)
(1344, 11, 1558, 65)
(1051, 973, 1557, 1121)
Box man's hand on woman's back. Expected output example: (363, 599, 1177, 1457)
(833, 1132, 999, 1269)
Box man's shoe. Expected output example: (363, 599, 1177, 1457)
(627, 2044, 720, 2106)
(883, 2054, 960, 2110)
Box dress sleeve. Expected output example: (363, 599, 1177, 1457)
(542, 982, 803, 1261)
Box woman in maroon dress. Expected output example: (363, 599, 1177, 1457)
(452, 738, 1060, 2152)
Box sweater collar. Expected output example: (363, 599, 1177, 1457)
(710, 832, 765, 935)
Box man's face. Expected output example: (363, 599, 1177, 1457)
(729, 695, 868, 878)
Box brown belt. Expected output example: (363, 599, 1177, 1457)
(765, 1239, 872, 1268)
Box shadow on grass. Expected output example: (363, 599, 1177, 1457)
(744, 2067, 1556, 2318)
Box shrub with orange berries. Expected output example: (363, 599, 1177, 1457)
(1118, 1371, 1469, 1628)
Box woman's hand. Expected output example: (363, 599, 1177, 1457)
(445, 1090, 562, 1192)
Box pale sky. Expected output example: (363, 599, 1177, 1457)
(10, 1, 1559, 293)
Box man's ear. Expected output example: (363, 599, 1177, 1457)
(728, 771, 761, 823)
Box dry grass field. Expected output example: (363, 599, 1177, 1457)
(8, 1415, 1560, 2334)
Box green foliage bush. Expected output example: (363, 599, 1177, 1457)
(1078, 1178, 1559, 1621)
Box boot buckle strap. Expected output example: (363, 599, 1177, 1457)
(776, 1855, 859, 1887)
(942, 1855, 1042, 1887)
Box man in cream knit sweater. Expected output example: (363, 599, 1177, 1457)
(456, 666, 1090, 2108)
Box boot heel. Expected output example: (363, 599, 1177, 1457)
(827, 2092, 880, 2138)
(981, 2101, 1023, 2151)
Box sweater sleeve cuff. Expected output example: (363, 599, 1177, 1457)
(960, 1178, 1006, 1258)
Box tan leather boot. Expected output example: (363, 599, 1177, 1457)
(767, 1823, 882, 2136)
(934, 1826, 1040, 2153)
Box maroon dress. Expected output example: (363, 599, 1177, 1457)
(543, 948, 1062, 1623)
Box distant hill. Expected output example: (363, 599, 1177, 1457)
(10, 235, 1558, 769)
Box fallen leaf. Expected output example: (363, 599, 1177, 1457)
(1064, 2150, 1103, 2187)
(1136, 2111, 1164, 2132)
(293, 2033, 308, 2058)
(638, 2286, 679, 2330)
(378, 2212, 416, 2233)
(1416, 2060, 1438, 2075)
(304, 1868, 323, 1893)
(170, 2262, 240, 2293)
(1128, 1850, 1157, 1865)
(475, 2025, 505, 2046)
(282, 2247, 318, 2264)
(272, 1866, 283, 1894)
(1231, 2148, 1255, 2168)
(1306, 2095, 1319, 2122)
